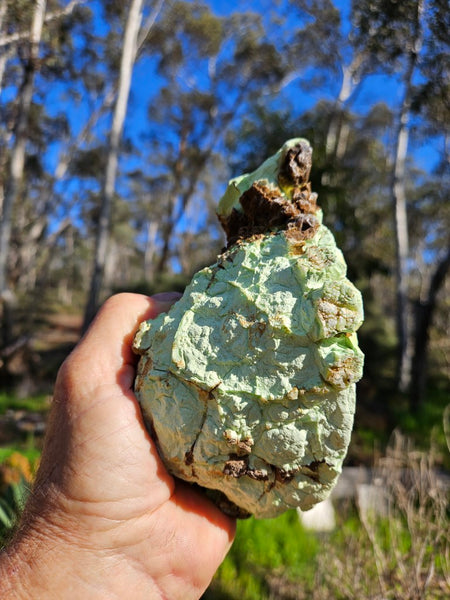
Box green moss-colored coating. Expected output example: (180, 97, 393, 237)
(133, 139, 364, 518)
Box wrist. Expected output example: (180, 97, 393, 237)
(0, 514, 97, 599)
(0, 502, 164, 600)
(0, 519, 73, 600)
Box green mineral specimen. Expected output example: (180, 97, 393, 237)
(133, 138, 364, 518)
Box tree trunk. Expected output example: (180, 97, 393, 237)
(0, 0, 11, 94)
(325, 62, 355, 160)
(144, 220, 158, 278)
(410, 247, 450, 411)
(82, 0, 144, 330)
(392, 100, 412, 392)
(0, 46, 13, 95)
(0, 0, 47, 345)
(322, 56, 362, 188)
(392, 0, 423, 393)
(0, 0, 6, 30)
(0, 0, 82, 49)
(154, 129, 187, 276)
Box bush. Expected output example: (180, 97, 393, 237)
(204, 509, 319, 600)
(0, 452, 36, 546)
(206, 431, 450, 600)
(314, 431, 449, 599)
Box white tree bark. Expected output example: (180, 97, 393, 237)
(0, 0, 84, 48)
(321, 55, 363, 187)
(83, 0, 145, 328)
(325, 51, 365, 159)
(144, 220, 158, 278)
(393, 0, 424, 392)
(0, 0, 47, 306)
(136, 0, 165, 51)
(0, 46, 13, 94)
(393, 95, 412, 391)
(325, 62, 355, 159)
(0, 0, 7, 33)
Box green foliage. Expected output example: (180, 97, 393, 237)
(0, 395, 48, 462)
(0, 393, 50, 416)
(317, 433, 450, 599)
(183, 5, 223, 57)
(206, 434, 449, 600)
(351, 0, 423, 69)
(70, 146, 107, 178)
(204, 510, 319, 599)
(0, 446, 41, 464)
(0, 450, 36, 547)
(392, 384, 450, 468)
(0, 477, 30, 546)
(147, 1, 224, 70)
(288, 0, 343, 73)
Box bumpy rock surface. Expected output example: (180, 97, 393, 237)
(133, 138, 364, 518)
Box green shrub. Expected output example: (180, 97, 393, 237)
(0, 392, 50, 415)
(314, 432, 449, 600)
(204, 509, 319, 599)
(0, 477, 30, 546)
(205, 432, 449, 600)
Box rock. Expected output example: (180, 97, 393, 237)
(133, 139, 364, 518)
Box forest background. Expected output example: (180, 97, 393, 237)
(0, 0, 449, 597)
(0, 0, 448, 413)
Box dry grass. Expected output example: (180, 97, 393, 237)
(313, 431, 450, 600)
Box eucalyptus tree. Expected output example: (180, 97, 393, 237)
(224, 0, 447, 405)
(0, 0, 91, 349)
(273, 0, 448, 403)
(84, 0, 162, 329)
(352, 0, 449, 397)
(136, 0, 287, 276)
(0, 0, 47, 345)
(407, 0, 450, 407)
(286, 1, 354, 160)
(351, 0, 422, 393)
(226, 1, 394, 249)
(82, 0, 165, 329)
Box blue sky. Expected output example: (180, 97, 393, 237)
(30, 0, 443, 233)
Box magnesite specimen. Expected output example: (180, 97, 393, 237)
(133, 138, 364, 519)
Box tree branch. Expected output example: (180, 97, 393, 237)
(0, 0, 85, 49)
(136, 0, 165, 54)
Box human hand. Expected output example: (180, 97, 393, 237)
(0, 293, 235, 600)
